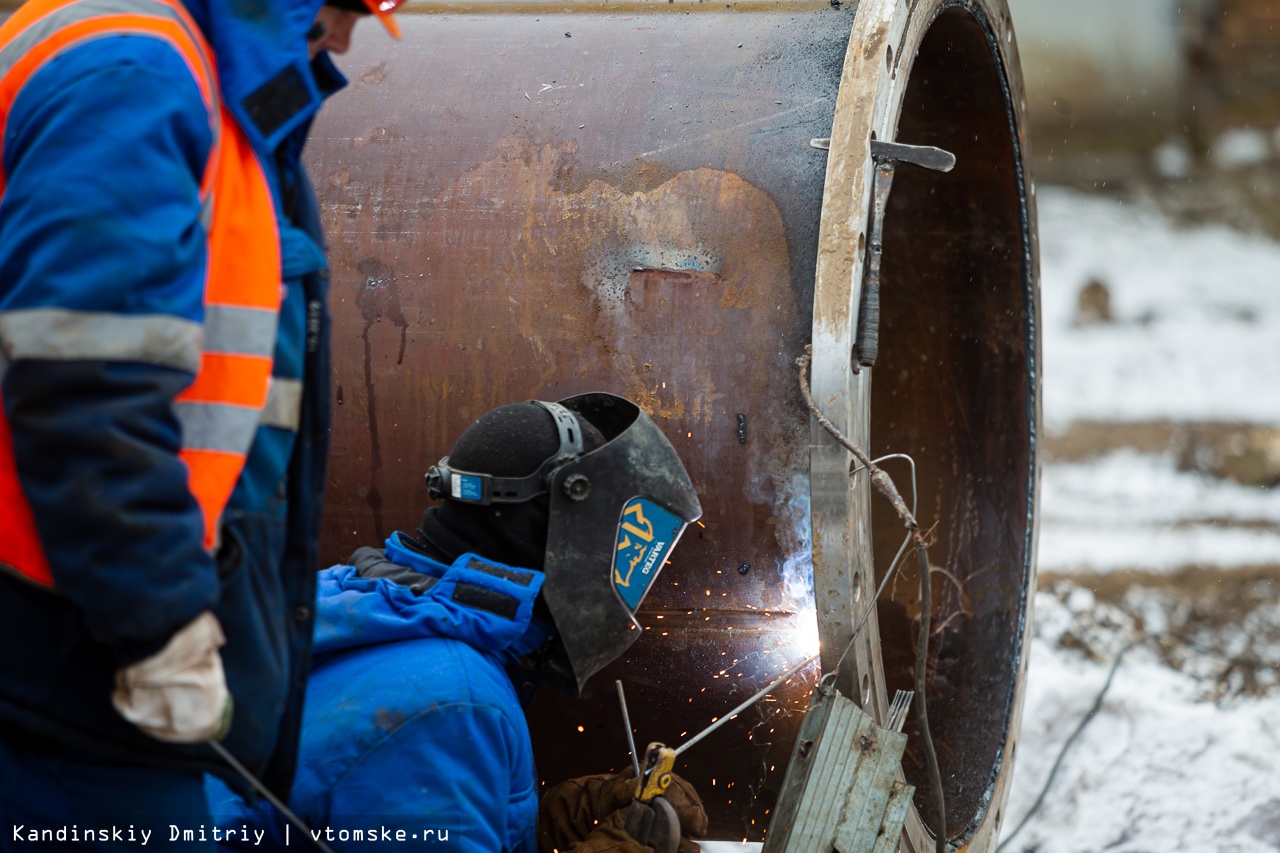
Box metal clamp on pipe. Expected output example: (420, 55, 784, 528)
(855, 140, 957, 369)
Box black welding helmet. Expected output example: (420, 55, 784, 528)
(425, 393, 701, 696)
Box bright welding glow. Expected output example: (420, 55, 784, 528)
(789, 608, 821, 658)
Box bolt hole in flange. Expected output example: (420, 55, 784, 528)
(869, 4, 1035, 847)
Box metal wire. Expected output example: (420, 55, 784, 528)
(615, 679, 642, 777)
(830, 452, 919, 679)
(211, 741, 335, 853)
(851, 452, 919, 520)
(673, 652, 820, 757)
(995, 641, 1137, 853)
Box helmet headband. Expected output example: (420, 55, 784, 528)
(425, 401, 585, 506)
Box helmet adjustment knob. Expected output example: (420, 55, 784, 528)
(563, 474, 591, 502)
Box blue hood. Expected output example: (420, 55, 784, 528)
(313, 534, 551, 664)
(179, 0, 344, 157)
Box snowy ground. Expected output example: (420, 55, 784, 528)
(1039, 187, 1280, 432)
(1038, 450, 1280, 575)
(998, 188, 1280, 852)
(1036, 185, 1280, 578)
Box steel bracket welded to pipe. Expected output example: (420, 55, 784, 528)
(305, 0, 1038, 848)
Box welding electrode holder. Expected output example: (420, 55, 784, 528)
(624, 742, 679, 853)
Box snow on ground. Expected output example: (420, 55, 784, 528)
(1037, 185, 1280, 574)
(1038, 449, 1280, 574)
(1002, 591, 1280, 853)
(1038, 187, 1280, 431)
(1000, 189, 1280, 852)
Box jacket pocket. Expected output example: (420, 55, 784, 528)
(279, 225, 327, 280)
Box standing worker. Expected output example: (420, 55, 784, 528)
(0, 0, 406, 842)
(207, 394, 710, 852)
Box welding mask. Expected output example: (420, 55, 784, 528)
(425, 393, 701, 696)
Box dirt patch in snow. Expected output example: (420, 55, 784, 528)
(1036, 569, 1280, 699)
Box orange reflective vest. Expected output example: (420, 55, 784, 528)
(0, 0, 283, 586)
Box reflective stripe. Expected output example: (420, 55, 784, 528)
(0, 0, 283, 564)
(204, 304, 277, 359)
(0, 308, 201, 373)
(259, 377, 302, 432)
(0, 0, 220, 198)
(175, 401, 261, 454)
(0, 0, 212, 90)
(199, 194, 214, 232)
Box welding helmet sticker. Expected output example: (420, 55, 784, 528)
(613, 497, 684, 611)
(450, 473, 485, 502)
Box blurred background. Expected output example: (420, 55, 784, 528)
(996, 1, 1280, 850)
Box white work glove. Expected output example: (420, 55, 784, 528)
(111, 610, 233, 743)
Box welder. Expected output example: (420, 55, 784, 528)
(207, 394, 709, 852)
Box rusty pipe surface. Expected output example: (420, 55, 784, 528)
(310, 3, 851, 838)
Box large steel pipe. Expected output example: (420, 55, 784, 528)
(308, 0, 1038, 847)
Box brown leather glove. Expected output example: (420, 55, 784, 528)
(538, 768, 708, 853)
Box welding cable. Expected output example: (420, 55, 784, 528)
(797, 347, 947, 853)
(831, 452, 919, 678)
(913, 527, 946, 853)
(851, 452, 919, 517)
(994, 640, 1137, 853)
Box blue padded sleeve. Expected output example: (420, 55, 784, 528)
(0, 38, 219, 663)
(1, 38, 213, 318)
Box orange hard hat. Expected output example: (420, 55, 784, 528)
(360, 0, 405, 39)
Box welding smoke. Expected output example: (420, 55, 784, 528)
(773, 473, 814, 609)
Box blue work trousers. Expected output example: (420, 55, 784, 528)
(0, 735, 215, 851)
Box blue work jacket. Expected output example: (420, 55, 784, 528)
(207, 534, 548, 852)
